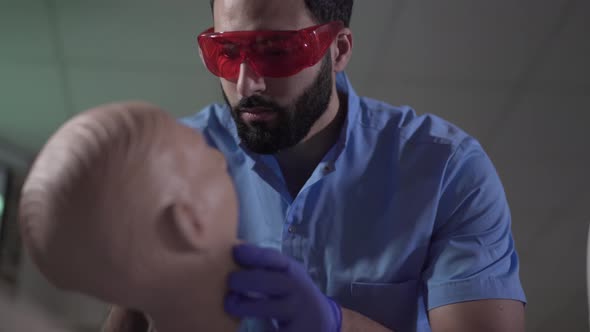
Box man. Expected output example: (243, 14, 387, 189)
(181, 0, 527, 331)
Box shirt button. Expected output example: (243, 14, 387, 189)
(288, 225, 296, 233)
(323, 164, 333, 173)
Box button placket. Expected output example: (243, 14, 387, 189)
(287, 196, 303, 231)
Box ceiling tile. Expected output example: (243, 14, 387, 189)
(67, 64, 221, 118)
(0, 0, 56, 63)
(56, 1, 211, 66)
(378, 0, 566, 81)
(0, 63, 68, 155)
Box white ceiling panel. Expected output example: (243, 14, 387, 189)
(534, 0, 590, 83)
(376, 0, 566, 82)
(0, 0, 56, 63)
(56, 0, 211, 66)
(363, 80, 511, 140)
(67, 64, 222, 118)
(0, 63, 68, 156)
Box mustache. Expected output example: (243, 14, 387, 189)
(236, 95, 281, 113)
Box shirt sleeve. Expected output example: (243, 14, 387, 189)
(423, 137, 527, 310)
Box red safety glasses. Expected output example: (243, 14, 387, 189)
(197, 21, 344, 82)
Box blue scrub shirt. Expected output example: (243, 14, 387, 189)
(180, 72, 526, 332)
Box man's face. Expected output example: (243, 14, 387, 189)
(213, 0, 335, 154)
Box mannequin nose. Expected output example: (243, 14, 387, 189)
(236, 62, 266, 98)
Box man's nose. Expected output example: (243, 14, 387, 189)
(236, 62, 266, 99)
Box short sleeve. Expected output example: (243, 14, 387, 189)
(423, 137, 527, 310)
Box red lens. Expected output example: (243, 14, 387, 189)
(197, 21, 343, 81)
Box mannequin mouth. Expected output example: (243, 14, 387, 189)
(239, 107, 277, 122)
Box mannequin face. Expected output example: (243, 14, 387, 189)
(19, 103, 239, 330)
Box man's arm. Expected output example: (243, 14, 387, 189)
(341, 307, 394, 332)
(340, 299, 526, 332)
(423, 137, 527, 332)
(429, 299, 525, 332)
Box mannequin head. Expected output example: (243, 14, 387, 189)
(19, 102, 240, 330)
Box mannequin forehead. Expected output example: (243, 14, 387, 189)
(55, 102, 234, 240)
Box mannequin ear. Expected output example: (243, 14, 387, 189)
(157, 202, 205, 253)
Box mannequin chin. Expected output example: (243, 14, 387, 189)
(19, 102, 242, 332)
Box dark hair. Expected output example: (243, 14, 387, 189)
(209, 0, 354, 27)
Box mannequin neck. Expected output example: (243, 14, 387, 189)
(145, 243, 241, 332)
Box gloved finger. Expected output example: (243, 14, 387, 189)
(232, 243, 289, 271)
(224, 291, 296, 321)
(228, 269, 294, 296)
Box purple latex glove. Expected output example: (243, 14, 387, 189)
(224, 243, 342, 332)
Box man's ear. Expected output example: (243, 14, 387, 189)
(333, 28, 353, 72)
(157, 202, 205, 253)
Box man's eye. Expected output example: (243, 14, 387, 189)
(252, 39, 287, 54)
(264, 48, 288, 56)
(221, 44, 240, 59)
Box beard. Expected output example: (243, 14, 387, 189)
(223, 55, 333, 154)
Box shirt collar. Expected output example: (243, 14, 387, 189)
(335, 71, 361, 151)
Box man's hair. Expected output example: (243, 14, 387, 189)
(209, 0, 354, 27)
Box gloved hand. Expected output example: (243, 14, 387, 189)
(224, 243, 342, 332)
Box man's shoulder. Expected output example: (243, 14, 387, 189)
(358, 96, 474, 149)
(355, 96, 491, 182)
